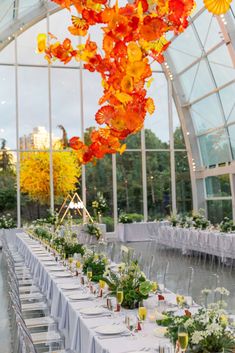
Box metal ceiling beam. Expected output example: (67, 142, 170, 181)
(0, 1, 59, 51)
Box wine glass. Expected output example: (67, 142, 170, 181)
(138, 302, 147, 334)
(116, 287, 124, 311)
(87, 267, 93, 282)
(178, 326, 189, 352)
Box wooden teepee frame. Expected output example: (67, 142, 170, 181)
(57, 192, 93, 225)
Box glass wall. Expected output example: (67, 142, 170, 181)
(1, 6, 211, 228)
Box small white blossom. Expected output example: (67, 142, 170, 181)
(214, 287, 230, 296)
(191, 331, 205, 344)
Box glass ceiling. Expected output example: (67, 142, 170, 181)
(165, 5, 235, 168)
(0, 0, 234, 169)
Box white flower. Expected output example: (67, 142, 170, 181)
(206, 323, 223, 336)
(214, 287, 230, 296)
(191, 331, 205, 344)
(201, 288, 212, 296)
(184, 318, 194, 329)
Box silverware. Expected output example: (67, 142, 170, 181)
(97, 333, 131, 340)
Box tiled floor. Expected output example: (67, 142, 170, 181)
(0, 251, 11, 353)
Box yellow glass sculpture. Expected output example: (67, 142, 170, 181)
(203, 0, 232, 15)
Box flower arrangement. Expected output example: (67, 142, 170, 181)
(102, 260, 153, 309)
(157, 288, 235, 353)
(219, 217, 235, 233)
(0, 213, 16, 229)
(85, 223, 102, 240)
(92, 192, 107, 220)
(118, 213, 133, 224)
(82, 248, 107, 282)
(168, 210, 210, 230)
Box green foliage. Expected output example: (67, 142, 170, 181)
(102, 216, 114, 232)
(82, 250, 107, 282)
(168, 210, 210, 230)
(92, 191, 108, 216)
(34, 227, 52, 242)
(118, 213, 144, 223)
(85, 223, 102, 240)
(0, 170, 17, 213)
(63, 242, 84, 258)
(219, 217, 235, 233)
(102, 260, 152, 309)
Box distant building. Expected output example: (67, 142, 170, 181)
(20, 126, 60, 150)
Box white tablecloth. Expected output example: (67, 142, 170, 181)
(117, 222, 170, 242)
(16, 232, 173, 353)
(156, 226, 235, 259)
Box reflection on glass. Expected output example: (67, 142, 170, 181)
(146, 152, 171, 220)
(207, 199, 232, 224)
(175, 152, 192, 213)
(117, 152, 143, 216)
(198, 129, 231, 166)
(206, 175, 231, 198)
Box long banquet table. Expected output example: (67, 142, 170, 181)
(15, 232, 174, 353)
(117, 221, 170, 242)
(156, 226, 235, 260)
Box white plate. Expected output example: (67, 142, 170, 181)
(95, 325, 126, 335)
(54, 273, 72, 278)
(60, 284, 81, 290)
(48, 267, 65, 272)
(80, 307, 105, 315)
(44, 262, 58, 266)
(68, 293, 91, 300)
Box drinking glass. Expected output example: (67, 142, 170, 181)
(178, 326, 188, 352)
(116, 287, 124, 305)
(87, 267, 93, 282)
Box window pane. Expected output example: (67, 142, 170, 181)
(146, 152, 171, 219)
(145, 73, 169, 147)
(198, 129, 231, 166)
(207, 199, 232, 224)
(51, 68, 81, 145)
(228, 124, 235, 159)
(0, 66, 16, 149)
(179, 59, 215, 103)
(0, 41, 15, 63)
(17, 18, 47, 65)
(18, 67, 49, 149)
(85, 155, 114, 231)
(0, 150, 17, 222)
(208, 44, 235, 87)
(165, 26, 202, 73)
(219, 83, 235, 123)
(191, 94, 224, 134)
(205, 175, 231, 197)
(193, 12, 222, 52)
(117, 152, 143, 215)
(175, 151, 192, 213)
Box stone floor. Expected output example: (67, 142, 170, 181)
(0, 251, 11, 353)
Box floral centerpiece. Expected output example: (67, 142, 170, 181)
(84, 222, 102, 240)
(92, 192, 107, 222)
(157, 288, 235, 353)
(219, 217, 235, 233)
(82, 247, 107, 282)
(102, 260, 153, 309)
(0, 213, 16, 229)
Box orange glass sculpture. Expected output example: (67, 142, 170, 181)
(38, 0, 195, 164)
